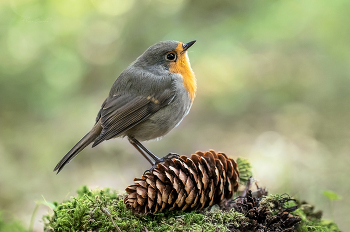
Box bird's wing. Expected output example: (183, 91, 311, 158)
(92, 88, 175, 147)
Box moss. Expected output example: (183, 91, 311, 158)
(43, 186, 340, 232)
(282, 199, 340, 232)
(42, 156, 338, 231)
(296, 210, 340, 232)
(0, 211, 28, 232)
(44, 186, 244, 231)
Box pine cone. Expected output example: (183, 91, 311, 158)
(124, 150, 239, 214)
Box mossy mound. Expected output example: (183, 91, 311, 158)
(42, 186, 340, 232)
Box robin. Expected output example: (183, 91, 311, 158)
(54, 40, 197, 174)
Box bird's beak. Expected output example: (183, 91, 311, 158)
(182, 40, 196, 53)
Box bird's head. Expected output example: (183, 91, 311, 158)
(135, 40, 197, 101)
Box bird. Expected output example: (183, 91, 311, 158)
(54, 40, 197, 174)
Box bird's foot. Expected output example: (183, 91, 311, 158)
(162, 152, 180, 160)
(144, 166, 156, 175)
(143, 153, 179, 174)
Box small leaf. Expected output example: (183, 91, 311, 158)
(322, 190, 342, 201)
(35, 195, 56, 209)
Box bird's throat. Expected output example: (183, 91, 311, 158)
(169, 44, 197, 101)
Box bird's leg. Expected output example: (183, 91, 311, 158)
(127, 137, 179, 173)
(129, 137, 180, 162)
(128, 137, 161, 162)
(128, 137, 155, 165)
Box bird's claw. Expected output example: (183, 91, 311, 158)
(143, 153, 179, 174)
(163, 152, 180, 160)
(143, 168, 154, 175)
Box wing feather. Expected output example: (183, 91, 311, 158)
(91, 89, 175, 147)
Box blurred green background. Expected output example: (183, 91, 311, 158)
(0, 0, 349, 230)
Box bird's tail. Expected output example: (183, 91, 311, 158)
(53, 123, 102, 174)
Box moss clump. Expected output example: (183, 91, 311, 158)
(43, 186, 244, 232)
(0, 211, 28, 232)
(43, 186, 340, 232)
(291, 201, 339, 232)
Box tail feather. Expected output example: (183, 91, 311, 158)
(54, 123, 102, 174)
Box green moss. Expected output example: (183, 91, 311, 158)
(282, 199, 340, 232)
(296, 218, 339, 232)
(44, 186, 244, 232)
(42, 157, 339, 231)
(43, 186, 340, 232)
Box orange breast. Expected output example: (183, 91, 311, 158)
(169, 43, 197, 101)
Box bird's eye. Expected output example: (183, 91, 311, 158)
(166, 52, 176, 61)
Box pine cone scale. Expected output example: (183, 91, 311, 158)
(148, 186, 156, 200)
(136, 186, 147, 198)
